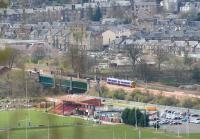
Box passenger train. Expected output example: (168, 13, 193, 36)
(106, 78, 136, 88)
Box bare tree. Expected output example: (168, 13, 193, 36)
(0, 47, 18, 69)
(66, 45, 89, 74)
(31, 47, 46, 63)
(126, 44, 142, 72)
(154, 45, 168, 72)
(171, 57, 185, 82)
(137, 59, 154, 81)
(0, 0, 9, 8)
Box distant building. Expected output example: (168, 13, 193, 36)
(102, 26, 131, 45)
(0, 39, 49, 55)
(46, 95, 102, 116)
(101, 18, 119, 25)
(133, 0, 159, 17)
(163, 0, 179, 13)
(60, 23, 103, 50)
(180, 2, 200, 13)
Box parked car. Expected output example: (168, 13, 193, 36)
(170, 121, 182, 125)
(159, 120, 170, 125)
(190, 118, 200, 124)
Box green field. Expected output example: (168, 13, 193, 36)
(0, 110, 200, 139)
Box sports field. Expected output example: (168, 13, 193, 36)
(0, 110, 200, 139)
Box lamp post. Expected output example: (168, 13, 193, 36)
(138, 128, 141, 139)
(177, 123, 180, 137)
(25, 78, 28, 139)
(48, 119, 50, 139)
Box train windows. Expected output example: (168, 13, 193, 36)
(120, 81, 130, 85)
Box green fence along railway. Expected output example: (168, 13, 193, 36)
(38, 75, 88, 93)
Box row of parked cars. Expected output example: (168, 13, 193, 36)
(149, 109, 200, 126)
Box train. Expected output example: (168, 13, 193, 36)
(106, 78, 136, 88)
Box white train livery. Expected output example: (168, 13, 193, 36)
(106, 78, 136, 88)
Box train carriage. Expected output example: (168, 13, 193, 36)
(106, 78, 136, 88)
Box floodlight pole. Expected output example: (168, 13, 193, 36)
(156, 105, 159, 132)
(48, 119, 50, 139)
(135, 108, 137, 129)
(186, 108, 190, 137)
(112, 126, 115, 139)
(138, 128, 141, 139)
(26, 79, 28, 139)
(177, 124, 180, 137)
(134, 99, 138, 129)
(7, 131, 10, 139)
(124, 126, 127, 139)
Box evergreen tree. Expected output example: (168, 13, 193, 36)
(192, 67, 200, 82)
(121, 108, 149, 127)
(80, 8, 84, 19)
(139, 111, 149, 127)
(92, 6, 102, 21)
(196, 12, 200, 21)
(128, 109, 135, 125)
(88, 6, 94, 20)
(121, 108, 130, 124)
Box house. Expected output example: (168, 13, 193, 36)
(87, 31, 103, 50)
(134, 0, 159, 17)
(68, 23, 103, 50)
(102, 26, 131, 45)
(180, 2, 200, 13)
(46, 28, 69, 51)
(162, 0, 180, 13)
(101, 18, 119, 25)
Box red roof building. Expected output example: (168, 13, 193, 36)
(46, 95, 102, 116)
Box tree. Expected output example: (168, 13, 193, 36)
(31, 47, 46, 63)
(154, 46, 168, 72)
(126, 44, 142, 73)
(3, 68, 42, 97)
(80, 8, 84, 19)
(0, 0, 10, 8)
(139, 111, 149, 127)
(192, 67, 200, 82)
(195, 12, 200, 21)
(127, 108, 135, 125)
(184, 51, 193, 68)
(137, 59, 154, 81)
(169, 56, 186, 82)
(87, 6, 94, 20)
(113, 89, 126, 100)
(92, 6, 102, 21)
(157, 96, 179, 106)
(0, 47, 18, 69)
(121, 108, 130, 124)
(184, 51, 192, 66)
(181, 98, 196, 108)
(121, 108, 149, 127)
(66, 45, 93, 74)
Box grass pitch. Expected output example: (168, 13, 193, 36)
(0, 110, 200, 139)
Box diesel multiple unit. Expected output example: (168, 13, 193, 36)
(106, 78, 136, 88)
